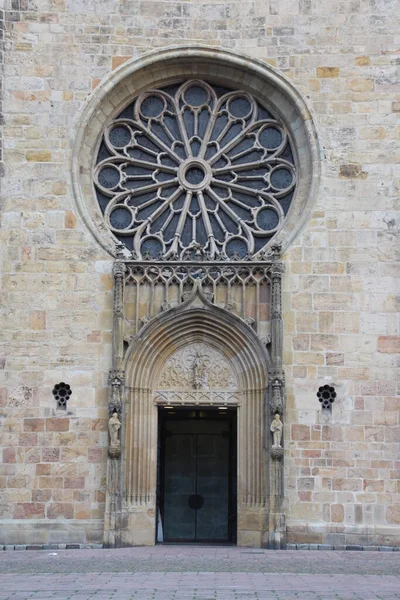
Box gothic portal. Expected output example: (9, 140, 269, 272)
(105, 255, 284, 547)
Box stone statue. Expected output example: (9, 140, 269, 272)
(270, 412, 283, 448)
(193, 352, 208, 389)
(108, 412, 121, 447)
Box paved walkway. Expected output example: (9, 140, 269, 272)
(0, 546, 399, 599)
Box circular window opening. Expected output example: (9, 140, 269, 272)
(93, 79, 298, 260)
(185, 166, 206, 185)
(72, 47, 320, 259)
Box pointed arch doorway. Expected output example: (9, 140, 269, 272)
(118, 288, 272, 547)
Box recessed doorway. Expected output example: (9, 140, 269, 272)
(157, 407, 237, 544)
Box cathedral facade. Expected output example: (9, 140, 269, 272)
(1, 0, 399, 549)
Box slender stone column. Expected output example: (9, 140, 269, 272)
(268, 258, 286, 548)
(104, 261, 127, 547)
(270, 261, 284, 371)
(112, 261, 126, 366)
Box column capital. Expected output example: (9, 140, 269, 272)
(270, 261, 284, 278)
(268, 370, 285, 387)
(108, 368, 126, 385)
(113, 261, 126, 279)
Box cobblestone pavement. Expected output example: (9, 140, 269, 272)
(0, 546, 399, 599)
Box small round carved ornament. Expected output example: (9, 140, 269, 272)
(108, 446, 121, 459)
(270, 446, 284, 460)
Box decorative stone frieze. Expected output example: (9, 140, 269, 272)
(154, 390, 241, 407)
(123, 260, 272, 335)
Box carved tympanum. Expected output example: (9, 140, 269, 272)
(158, 343, 237, 390)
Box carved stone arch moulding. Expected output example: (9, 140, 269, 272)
(72, 45, 320, 258)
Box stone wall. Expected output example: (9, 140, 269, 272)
(1, 0, 399, 546)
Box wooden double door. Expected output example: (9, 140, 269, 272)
(158, 408, 237, 543)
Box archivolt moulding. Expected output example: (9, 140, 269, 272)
(123, 284, 271, 391)
(71, 45, 320, 258)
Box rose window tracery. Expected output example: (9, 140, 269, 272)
(94, 80, 297, 260)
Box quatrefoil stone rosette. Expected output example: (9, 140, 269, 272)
(93, 79, 297, 260)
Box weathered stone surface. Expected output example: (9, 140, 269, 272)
(23, 419, 44, 432)
(316, 67, 339, 78)
(46, 419, 70, 432)
(29, 311, 46, 330)
(331, 504, 344, 523)
(387, 506, 400, 525)
(378, 336, 400, 353)
(47, 503, 74, 520)
(13, 503, 45, 519)
(339, 164, 368, 179)
(292, 425, 310, 441)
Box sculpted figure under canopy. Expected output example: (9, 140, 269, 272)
(270, 413, 283, 448)
(108, 412, 121, 447)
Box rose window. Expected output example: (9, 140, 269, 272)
(94, 80, 297, 260)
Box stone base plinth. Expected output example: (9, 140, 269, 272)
(119, 505, 157, 546)
(286, 523, 400, 549)
(237, 506, 269, 548)
(0, 520, 104, 547)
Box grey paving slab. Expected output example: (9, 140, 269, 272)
(0, 547, 399, 600)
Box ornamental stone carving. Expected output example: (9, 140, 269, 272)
(270, 445, 284, 461)
(108, 369, 125, 415)
(193, 352, 208, 389)
(94, 80, 297, 261)
(269, 372, 285, 416)
(158, 343, 237, 390)
(154, 390, 240, 407)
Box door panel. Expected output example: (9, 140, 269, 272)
(196, 433, 229, 541)
(163, 434, 196, 541)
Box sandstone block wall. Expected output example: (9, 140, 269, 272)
(1, 0, 399, 546)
